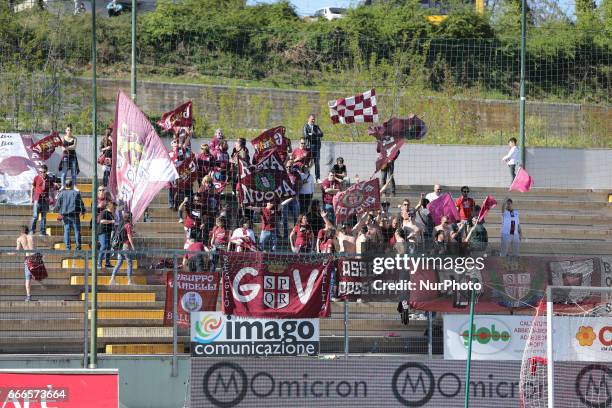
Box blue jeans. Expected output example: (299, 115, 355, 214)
(260, 228, 278, 252)
(102, 166, 111, 188)
(60, 156, 78, 187)
(111, 251, 133, 279)
(97, 233, 111, 266)
(311, 145, 321, 180)
(30, 200, 48, 234)
(282, 199, 300, 239)
(62, 214, 81, 250)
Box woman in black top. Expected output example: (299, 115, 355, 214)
(59, 124, 79, 188)
(97, 201, 115, 268)
(100, 127, 113, 188)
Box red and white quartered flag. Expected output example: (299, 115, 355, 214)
(328, 88, 379, 125)
(110, 90, 179, 222)
(157, 101, 193, 134)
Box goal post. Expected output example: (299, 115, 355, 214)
(520, 285, 612, 408)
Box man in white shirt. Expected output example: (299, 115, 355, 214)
(229, 218, 257, 252)
(500, 198, 521, 258)
(502, 137, 520, 182)
(425, 184, 443, 203)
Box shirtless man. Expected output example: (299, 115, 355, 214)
(16, 226, 36, 301)
(320, 211, 368, 253)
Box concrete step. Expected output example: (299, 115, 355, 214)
(82, 292, 156, 302)
(0, 318, 83, 331)
(92, 309, 164, 320)
(62, 259, 139, 269)
(96, 326, 173, 340)
(105, 343, 183, 354)
(54, 243, 92, 250)
(45, 213, 92, 223)
(71, 276, 147, 285)
(0, 285, 82, 297)
(0, 300, 83, 312)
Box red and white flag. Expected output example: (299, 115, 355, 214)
(333, 178, 380, 223)
(509, 167, 533, 193)
(221, 252, 332, 318)
(477, 195, 497, 223)
(427, 192, 460, 225)
(328, 89, 379, 125)
(251, 126, 290, 164)
(29, 132, 63, 161)
(110, 90, 179, 222)
(157, 101, 193, 134)
(163, 271, 219, 328)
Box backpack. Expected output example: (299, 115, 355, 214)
(111, 224, 127, 250)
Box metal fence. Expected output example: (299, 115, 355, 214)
(0, 248, 444, 369)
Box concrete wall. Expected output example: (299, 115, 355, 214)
(0, 355, 190, 408)
(62, 137, 612, 189)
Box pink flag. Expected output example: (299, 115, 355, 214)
(477, 195, 497, 223)
(509, 167, 533, 193)
(427, 192, 460, 225)
(110, 90, 179, 222)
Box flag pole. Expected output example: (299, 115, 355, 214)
(89, 0, 99, 369)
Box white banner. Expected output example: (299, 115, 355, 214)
(566, 316, 612, 361)
(190, 312, 319, 357)
(444, 314, 551, 360)
(0, 133, 37, 205)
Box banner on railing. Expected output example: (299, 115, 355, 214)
(164, 271, 219, 328)
(221, 252, 332, 318)
(0, 133, 38, 205)
(191, 312, 319, 357)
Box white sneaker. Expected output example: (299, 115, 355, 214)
(74, 187, 79, 191)
(316, 179, 322, 183)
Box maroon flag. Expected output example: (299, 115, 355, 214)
(157, 101, 193, 134)
(328, 89, 378, 124)
(333, 178, 380, 223)
(369, 115, 428, 172)
(110, 90, 179, 222)
(212, 180, 227, 194)
(174, 155, 197, 190)
(237, 150, 297, 206)
(163, 271, 219, 328)
(477, 195, 497, 223)
(251, 126, 289, 164)
(221, 252, 332, 318)
(427, 192, 460, 225)
(29, 132, 62, 161)
(509, 167, 533, 193)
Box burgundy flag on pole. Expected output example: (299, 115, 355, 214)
(110, 90, 179, 222)
(221, 252, 332, 318)
(157, 101, 193, 134)
(369, 115, 428, 172)
(509, 167, 533, 193)
(427, 192, 460, 225)
(29, 132, 63, 161)
(333, 178, 380, 224)
(477, 195, 497, 223)
(237, 150, 297, 206)
(328, 89, 379, 124)
(251, 126, 290, 164)
(174, 155, 198, 190)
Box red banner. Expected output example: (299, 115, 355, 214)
(110, 90, 179, 222)
(369, 115, 427, 172)
(164, 271, 219, 328)
(0, 370, 118, 407)
(237, 150, 296, 206)
(477, 195, 497, 223)
(157, 101, 193, 134)
(333, 178, 380, 223)
(29, 132, 62, 161)
(427, 191, 460, 225)
(221, 252, 332, 318)
(251, 126, 289, 164)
